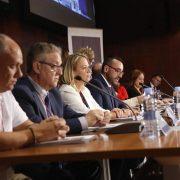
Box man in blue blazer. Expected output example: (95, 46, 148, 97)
(12, 42, 104, 180)
(87, 57, 142, 180)
(13, 76, 83, 134)
(87, 57, 127, 115)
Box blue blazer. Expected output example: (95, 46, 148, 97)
(12, 76, 83, 134)
(87, 74, 124, 110)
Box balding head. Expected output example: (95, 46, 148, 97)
(0, 34, 23, 92)
(92, 62, 102, 77)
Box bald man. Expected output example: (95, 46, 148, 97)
(0, 34, 69, 179)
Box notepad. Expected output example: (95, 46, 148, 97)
(37, 135, 98, 145)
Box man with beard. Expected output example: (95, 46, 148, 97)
(87, 57, 143, 179)
(87, 57, 126, 110)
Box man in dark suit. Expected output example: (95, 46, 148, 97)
(87, 57, 143, 180)
(87, 57, 130, 116)
(13, 76, 84, 134)
(148, 74, 162, 91)
(147, 74, 162, 99)
(13, 42, 105, 180)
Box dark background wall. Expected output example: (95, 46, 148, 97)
(94, 0, 180, 94)
(0, 0, 179, 94)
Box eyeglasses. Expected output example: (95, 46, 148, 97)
(39, 61, 63, 72)
(106, 64, 124, 75)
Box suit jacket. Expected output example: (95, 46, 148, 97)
(87, 74, 124, 110)
(12, 76, 83, 134)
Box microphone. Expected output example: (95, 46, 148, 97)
(75, 76, 138, 121)
(140, 83, 173, 98)
(160, 75, 174, 91)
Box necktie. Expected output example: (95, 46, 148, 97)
(44, 94, 52, 117)
(106, 86, 115, 108)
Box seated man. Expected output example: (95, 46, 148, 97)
(13, 42, 107, 180)
(87, 57, 144, 179)
(148, 74, 162, 91)
(88, 57, 142, 111)
(0, 34, 69, 179)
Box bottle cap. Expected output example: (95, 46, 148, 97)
(174, 86, 180, 91)
(144, 87, 153, 95)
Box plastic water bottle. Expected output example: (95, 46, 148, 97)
(141, 88, 160, 139)
(173, 86, 180, 121)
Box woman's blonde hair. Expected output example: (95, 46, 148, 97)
(62, 53, 88, 85)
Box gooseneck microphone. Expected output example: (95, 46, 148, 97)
(160, 75, 175, 91)
(75, 76, 138, 121)
(140, 83, 173, 98)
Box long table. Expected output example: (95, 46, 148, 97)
(1, 130, 180, 179)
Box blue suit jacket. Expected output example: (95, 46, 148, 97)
(12, 76, 83, 134)
(87, 74, 124, 110)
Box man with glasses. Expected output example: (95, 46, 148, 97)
(12, 42, 105, 180)
(87, 57, 144, 180)
(87, 57, 126, 111)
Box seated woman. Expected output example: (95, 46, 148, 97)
(59, 53, 130, 119)
(127, 69, 145, 98)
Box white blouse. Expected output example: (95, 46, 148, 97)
(59, 84, 104, 114)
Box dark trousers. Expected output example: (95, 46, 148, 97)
(14, 161, 101, 180)
(110, 158, 143, 180)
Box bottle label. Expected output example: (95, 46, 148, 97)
(156, 111, 171, 135)
(144, 110, 156, 120)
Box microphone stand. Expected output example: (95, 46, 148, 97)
(161, 75, 174, 91)
(142, 84, 173, 98)
(75, 76, 138, 121)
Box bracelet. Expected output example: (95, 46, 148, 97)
(29, 127, 37, 144)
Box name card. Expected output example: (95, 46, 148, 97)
(156, 111, 172, 136)
(166, 106, 179, 126)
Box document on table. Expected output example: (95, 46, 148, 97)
(37, 135, 98, 146)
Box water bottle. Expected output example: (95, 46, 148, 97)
(173, 86, 180, 120)
(141, 88, 160, 139)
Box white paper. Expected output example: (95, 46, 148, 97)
(37, 135, 98, 145)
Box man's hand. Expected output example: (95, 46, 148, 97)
(111, 108, 125, 118)
(86, 109, 107, 127)
(30, 116, 69, 143)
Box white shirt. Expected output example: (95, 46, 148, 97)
(0, 91, 28, 132)
(0, 91, 28, 179)
(60, 84, 104, 114)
